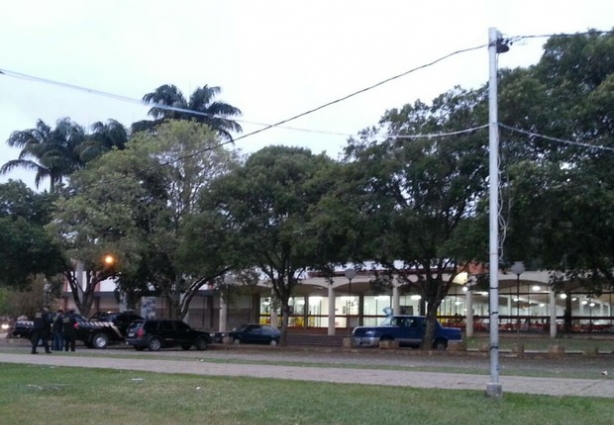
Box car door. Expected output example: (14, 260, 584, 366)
(158, 320, 176, 347)
(403, 318, 423, 347)
(397, 317, 422, 346)
(251, 325, 267, 343)
(243, 325, 261, 343)
(261, 326, 279, 343)
(172, 321, 193, 345)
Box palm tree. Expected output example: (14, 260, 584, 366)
(133, 84, 242, 141)
(78, 119, 128, 163)
(1, 118, 85, 192)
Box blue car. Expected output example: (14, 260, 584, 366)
(228, 324, 281, 345)
(352, 315, 462, 350)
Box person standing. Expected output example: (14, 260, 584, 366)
(52, 309, 64, 351)
(63, 309, 77, 352)
(31, 306, 51, 354)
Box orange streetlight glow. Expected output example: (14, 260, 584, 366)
(104, 255, 115, 266)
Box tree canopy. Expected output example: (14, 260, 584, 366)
(498, 30, 614, 294)
(200, 145, 340, 343)
(0, 181, 66, 288)
(49, 121, 238, 317)
(133, 84, 243, 141)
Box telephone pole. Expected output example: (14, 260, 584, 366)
(486, 27, 509, 399)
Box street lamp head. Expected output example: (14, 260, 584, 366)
(510, 261, 525, 276)
(344, 268, 357, 280)
(104, 254, 116, 266)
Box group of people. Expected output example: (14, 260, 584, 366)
(30, 306, 78, 354)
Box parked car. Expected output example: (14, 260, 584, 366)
(11, 313, 90, 343)
(11, 311, 142, 349)
(125, 319, 212, 351)
(352, 315, 462, 350)
(227, 324, 281, 345)
(86, 311, 143, 349)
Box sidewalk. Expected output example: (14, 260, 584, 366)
(1, 352, 613, 398)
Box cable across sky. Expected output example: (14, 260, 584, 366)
(0, 42, 486, 145)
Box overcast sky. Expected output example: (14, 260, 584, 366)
(1, 0, 613, 190)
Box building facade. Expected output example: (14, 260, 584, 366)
(60, 267, 614, 336)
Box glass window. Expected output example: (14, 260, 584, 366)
(159, 321, 174, 331)
(144, 321, 157, 331)
(380, 317, 393, 326)
(174, 321, 190, 331)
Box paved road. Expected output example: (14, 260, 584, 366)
(2, 352, 614, 398)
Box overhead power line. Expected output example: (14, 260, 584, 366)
(499, 124, 614, 153)
(227, 43, 487, 143)
(388, 124, 488, 140)
(0, 41, 486, 146)
(510, 29, 614, 41)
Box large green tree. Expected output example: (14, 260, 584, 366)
(0, 181, 66, 288)
(318, 87, 489, 348)
(133, 84, 242, 141)
(77, 119, 128, 163)
(200, 146, 339, 344)
(1, 118, 86, 192)
(50, 121, 237, 318)
(498, 30, 614, 293)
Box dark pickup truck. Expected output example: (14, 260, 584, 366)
(11, 311, 142, 349)
(352, 315, 462, 350)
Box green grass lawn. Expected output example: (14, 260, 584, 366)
(466, 334, 614, 352)
(1, 364, 613, 425)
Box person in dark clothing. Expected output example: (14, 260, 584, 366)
(52, 309, 64, 351)
(63, 309, 77, 352)
(31, 306, 51, 354)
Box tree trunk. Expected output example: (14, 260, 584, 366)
(65, 272, 96, 318)
(279, 300, 290, 346)
(564, 290, 572, 333)
(420, 303, 439, 350)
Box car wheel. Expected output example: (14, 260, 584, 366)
(91, 332, 109, 349)
(233, 338, 241, 345)
(195, 337, 208, 351)
(181, 344, 192, 351)
(148, 337, 162, 351)
(433, 339, 447, 350)
(270, 339, 278, 346)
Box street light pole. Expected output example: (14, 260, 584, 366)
(517, 274, 520, 332)
(511, 261, 525, 336)
(344, 268, 357, 334)
(486, 27, 509, 399)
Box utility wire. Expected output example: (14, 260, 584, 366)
(510, 29, 614, 41)
(224, 43, 487, 144)
(0, 42, 486, 147)
(164, 43, 488, 163)
(388, 124, 488, 140)
(499, 124, 614, 153)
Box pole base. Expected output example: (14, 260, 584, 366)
(485, 383, 503, 398)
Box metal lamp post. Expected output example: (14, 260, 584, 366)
(344, 268, 357, 334)
(511, 261, 525, 334)
(220, 274, 235, 334)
